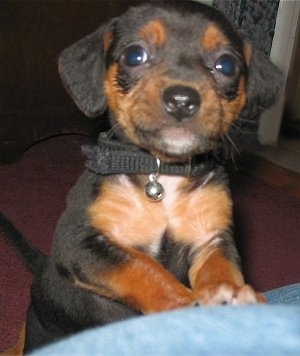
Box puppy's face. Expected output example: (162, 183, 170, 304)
(103, 4, 251, 162)
(59, 2, 281, 162)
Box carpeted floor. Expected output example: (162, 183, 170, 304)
(0, 134, 299, 351)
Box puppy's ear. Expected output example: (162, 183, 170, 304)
(228, 41, 282, 149)
(242, 43, 282, 120)
(58, 20, 116, 118)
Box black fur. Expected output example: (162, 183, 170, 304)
(0, 213, 45, 274)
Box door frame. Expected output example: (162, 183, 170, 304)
(258, 0, 300, 145)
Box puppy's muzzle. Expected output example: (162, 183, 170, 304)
(163, 85, 201, 121)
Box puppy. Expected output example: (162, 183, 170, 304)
(1, 1, 281, 353)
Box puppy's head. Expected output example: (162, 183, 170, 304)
(59, 1, 281, 162)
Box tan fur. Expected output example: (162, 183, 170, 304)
(202, 25, 229, 51)
(106, 247, 192, 313)
(72, 244, 193, 313)
(1, 323, 25, 356)
(243, 42, 253, 67)
(104, 61, 247, 161)
(221, 76, 248, 131)
(168, 181, 233, 244)
(190, 248, 244, 290)
(89, 175, 232, 251)
(88, 175, 167, 251)
(103, 32, 114, 54)
(139, 20, 167, 47)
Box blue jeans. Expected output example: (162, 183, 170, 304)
(32, 284, 300, 355)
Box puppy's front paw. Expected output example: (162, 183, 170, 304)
(194, 283, 266, 306)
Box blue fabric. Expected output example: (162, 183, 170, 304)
(265, 283, 300, 305)
(32, 284, 300, 356)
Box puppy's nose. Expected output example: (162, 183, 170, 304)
(163, 86, 200, 120)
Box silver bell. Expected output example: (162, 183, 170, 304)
(144, 158, 165, 202)
(144, 179, 164, 202)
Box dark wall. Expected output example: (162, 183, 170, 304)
(0, 0, 143, 163)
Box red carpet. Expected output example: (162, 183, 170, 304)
(1, 134, 299, 351)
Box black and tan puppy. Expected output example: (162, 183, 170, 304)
(1, 1, 281, 353)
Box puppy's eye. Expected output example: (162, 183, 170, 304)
(121, 45, 148, 67)
(214, 55, 238, 76)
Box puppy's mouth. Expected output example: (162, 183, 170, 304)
(135, 126, 215, 162)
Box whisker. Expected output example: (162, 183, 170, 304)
(105, 123, 121, 138)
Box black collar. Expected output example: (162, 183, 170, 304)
(82, 132, 221, 178)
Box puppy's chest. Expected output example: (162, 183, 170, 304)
(88, 174, 232, 255)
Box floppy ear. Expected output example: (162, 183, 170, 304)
(228, 41, 282, 149)
(242, 44, 282, 120)
(58, 20, 116, 118)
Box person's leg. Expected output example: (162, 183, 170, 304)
(264, 283, 300, 305)
(31, 284, 300, 355)
(32, 305, 300, 355)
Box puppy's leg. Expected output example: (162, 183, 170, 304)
(70, 235, 194, 313)
(189, 235, 266, 305)
(171, 179, 265, 305)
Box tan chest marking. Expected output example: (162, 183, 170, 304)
(162, 176, 232, 245)
(88, 175, 232, 250)
(88, 175, 167, 253)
